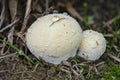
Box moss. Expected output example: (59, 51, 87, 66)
(102, 64, 120, 80)
(89, 75, 94, 80)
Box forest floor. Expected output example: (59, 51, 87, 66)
(0, 0, 120, 80)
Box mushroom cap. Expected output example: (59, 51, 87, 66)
(78, 30, 106, 61)
(26, 13, 82, 64)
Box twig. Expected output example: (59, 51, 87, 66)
(60, 67, 72, 79)
(62, 61, 85, 80)
(107, 53, 120, 63)
(103, 21, 113, 32)
(71, 68, 85, 80)
(103, 16, 119, 26)
(96, 61, 105, 67)
(62, 60, 71, 67)
(66, 2, 83, 21)
(0, 0, 5, 28)
(0, 52, 17, 59)
(104, 34, 114, 37)
(71, 68, 80, 77)
(103, 16, 120, 32)
(45, 0, 49, 10)
(93, 65, 99, 75)
(32, 63, 40, 72)
(57, 1, 83, 21)
(7, 27, 14, 44)
(73, 61, 91, 67)
(74, 66, 85, 80)
(60, 66, 71, 74)
(16, 32, 26, 43)
(0, 18, 19, 32)
(0, 70, 9, 73)
(86, 66, 93, 78)
(8, 0, 18, 21)
(0, 38, 6, 55)
(20, 0, 32, 33)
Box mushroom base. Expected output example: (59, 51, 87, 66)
(78, 51, 103, 61)
(36, 50, 77, 64)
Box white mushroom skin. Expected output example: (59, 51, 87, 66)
(78, 30, 106, 61)
(26, 13, 82, 64)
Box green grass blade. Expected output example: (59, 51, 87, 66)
(0, 39, 34, 64)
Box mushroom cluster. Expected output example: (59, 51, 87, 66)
(26, 13, 106, 64)
(26, 13, 82, 64)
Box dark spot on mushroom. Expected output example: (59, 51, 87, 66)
(39, 56, 42, 60)
(89, 30, 92, 33)
(96, 41, 99, 46)
(48, 55, 59, 58)
(82, 53, 85, 55)
(76, 49, 79, 54)
(92, 41, 99, 49)
(63, 24, 65, 27)
(66, 32, 68, 34)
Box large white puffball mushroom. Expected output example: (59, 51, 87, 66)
(78, 30, 106, 61)
(26, 13, 82, 64)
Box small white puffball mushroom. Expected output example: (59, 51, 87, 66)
(78, 30, 106, 61)
(26, 13, 82, 64)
